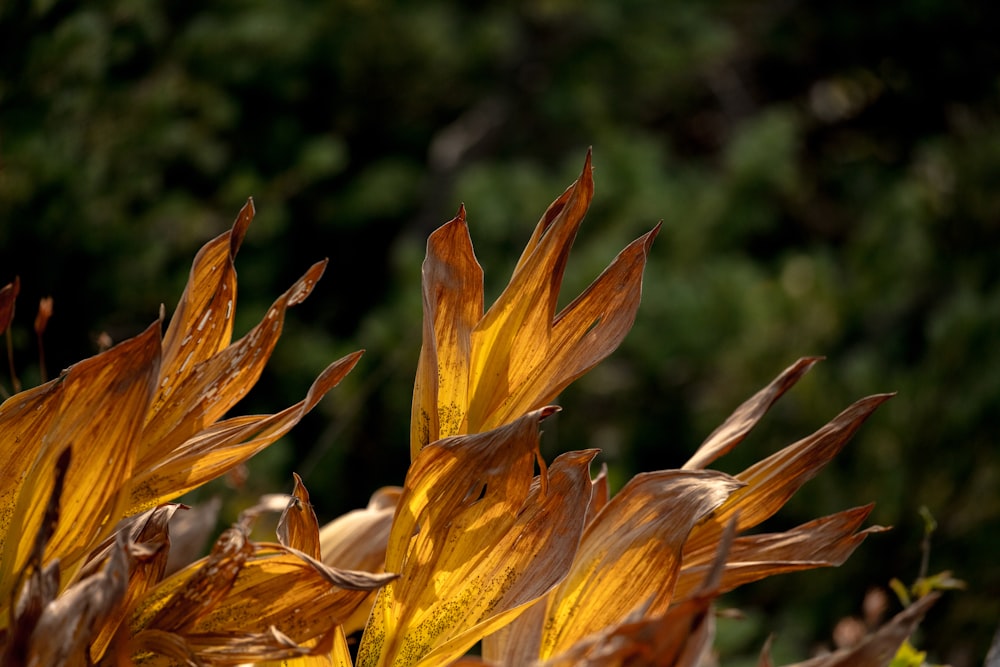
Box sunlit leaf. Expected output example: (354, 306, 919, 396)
(358, 410, 596, 667)
(2, 447, 70, 666)
(145, 199, 251, 456)
(278, 474, 322, 561)
(411, 151, 659, 454)
(410, 204, 483, 457)
(684, 394, 893, 558)
(534, 469, 743, 661)
(127, 350, 362, 513)
(124, 522, 392, 665)
(0, 323, 161, 608)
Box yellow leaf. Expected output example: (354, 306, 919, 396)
(357, 410, 596, 667)
(141, 199, 251, 461)
(411, 205, 483, 455)
(278, 474, 323, 561)
(123, 524, 392, 665)
(534, 469, 742, 660)
(127, 350, 362, 513)
(410, 151, 659, 455)
(0, 322, 161, 610)
(3, 447, 71, 665)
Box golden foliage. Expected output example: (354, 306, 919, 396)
(0, 156, 937, 666)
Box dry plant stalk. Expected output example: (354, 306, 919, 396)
(0, 152, 936, 666)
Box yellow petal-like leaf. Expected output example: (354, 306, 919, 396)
(0, 323, 161, 609)
(2, 447, 70, 664)
(140, 258, 329, 468)
(466, 156, 592, 431)
(465, 153, 649, 432)
(411, 152, 658, 454)
(538, 519, 740, 667)
(411, 205, 484, 456)
(357, 410, 595, 667)
(479, 224, 659, 433)
(278, 474, 322, 560)
(128, 350, 362, 513)
(150, 199, 251, 457)
(536, 469, 743, 660)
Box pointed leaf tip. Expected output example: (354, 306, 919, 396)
(643, 222, 661, 250)
(538, 405, 562, 421)
(230, 198, 255, 259)
(580, 150, 594, 184)
(286, 260, 329, 307)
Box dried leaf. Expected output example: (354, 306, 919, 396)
(0, 277, 19, 332)
(153, 199, 251, 431)
(357, 411, 596, 667)
(125, 528, 391, 665)
(87, 505, 181, 661)
(140, 258, 330, 473)
(278, 474, 322, 561)
(528, 519, 742, 667)
(0, 323, 161, 608)
(26, 533, 130, 667)
(165, 499, 222, 576)
(534, 469, 743, 661)
(411, 151, 658, 454)
(128, 350, 362, 513)
(684, 394, 893, 557)
(771, 593, 939, 667)
(684, 357, 822, 470)
(411, 204, 484, 456)
(675, 505, 886, 603)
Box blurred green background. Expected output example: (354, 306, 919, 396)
(1, 0, 998, 663)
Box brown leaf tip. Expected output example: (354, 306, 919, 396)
(229, 197, 255, 259)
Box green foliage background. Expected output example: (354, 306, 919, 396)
(1, 1, 998, 663)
